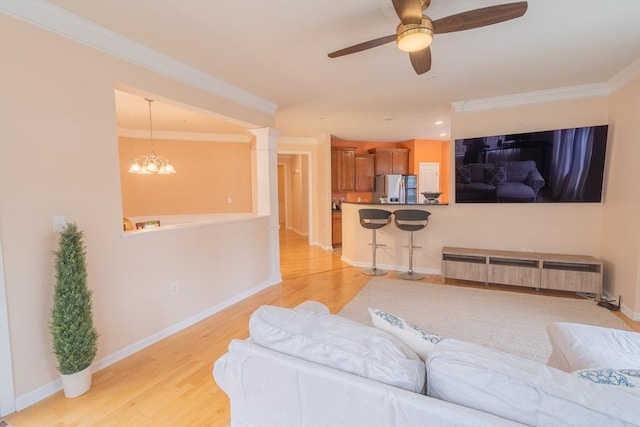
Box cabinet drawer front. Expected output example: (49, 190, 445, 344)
(443, 261, 487, 282)
(541, 270, 601, 293)
(489, 265, 540, 287)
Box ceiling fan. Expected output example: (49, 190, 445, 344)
(328, 0, 528, 75)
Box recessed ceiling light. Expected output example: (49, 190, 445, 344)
(439, 132, 447, 137)
(434, 120, 444, 125)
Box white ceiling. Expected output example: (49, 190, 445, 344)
(46, 0, 640, 141)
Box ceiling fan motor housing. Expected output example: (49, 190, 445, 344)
(396, 18, 434, 52)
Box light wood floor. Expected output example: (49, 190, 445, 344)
(5, 229, 638, 426)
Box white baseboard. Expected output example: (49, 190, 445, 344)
(289, 228, 308, 237)
(313, 241, 334, 251)
(339, 256, 441, 276)
(14, 278, 276, 412)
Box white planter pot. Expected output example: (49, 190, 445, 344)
(60, 365, 92, 398)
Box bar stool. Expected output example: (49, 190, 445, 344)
(358, 209, 392, 276)
(394, 209, 431, 281)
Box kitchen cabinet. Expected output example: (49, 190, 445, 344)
(370, 148, 409, 175)
(331, 148, 355, 192)
(332, 210, 342, 247)
(354, 155, 375, 192)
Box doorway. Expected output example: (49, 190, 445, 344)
(276, 153, 311, 241)
(418, 162, 440, 203)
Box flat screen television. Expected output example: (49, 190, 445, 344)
(454, 125, 608, 203)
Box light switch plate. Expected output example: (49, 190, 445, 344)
(52, 216, 66, 233)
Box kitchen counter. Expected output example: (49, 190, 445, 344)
(340, 202, 448, 275)
(340, 201, 448, 207)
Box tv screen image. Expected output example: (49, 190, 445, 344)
(454, 125, 608, 203)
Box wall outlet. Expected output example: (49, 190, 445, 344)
(52, 216, 66, 233)
(170, 283, 178, 295)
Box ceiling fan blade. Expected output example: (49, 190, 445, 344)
(432, 1, 528, 34)
(328, 34, 396, 58)
(409, 46, 431, 75)
(392, 0, 423, 24)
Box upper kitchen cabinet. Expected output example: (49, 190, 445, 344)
(331, 147, 356, 192)
(370, 148, 409, 175)
(354, 154, 375, 192)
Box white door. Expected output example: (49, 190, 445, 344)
(418, 162, 440, 203)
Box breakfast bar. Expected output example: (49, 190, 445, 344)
(340, 201, 446, 276)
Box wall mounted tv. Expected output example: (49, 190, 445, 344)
(454, 125, 608, 203)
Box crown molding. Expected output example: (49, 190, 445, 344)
(608, 57, 640, 92)
(118, 128, 251, 143)
(0, 0, 278, 116)
(451, 57, 640, 114)
(451, 83, 610, 113)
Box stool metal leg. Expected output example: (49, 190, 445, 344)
(362, 229, 387, 276)
(398, 231, 425, 281)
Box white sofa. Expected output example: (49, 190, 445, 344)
(213, 302, 640, 427)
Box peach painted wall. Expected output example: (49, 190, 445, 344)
(0, 15, 273, 403)
(601, 74, 640, 317)
(119, 137, 252, 216)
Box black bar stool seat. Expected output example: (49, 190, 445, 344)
(358, 209, 392, 276)
(394, 209, 431, 280)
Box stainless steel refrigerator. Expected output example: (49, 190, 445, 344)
(374, 174, 417, 204)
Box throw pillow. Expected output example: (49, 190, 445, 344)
(456, 165, 471, 184)
(574, 368, 640, 390)
(484, 165, 507, 186)
(249, 305, 426, 393)
(369, 308, 443, 361)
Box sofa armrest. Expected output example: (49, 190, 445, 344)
(214, 339, 524, 427)
(547, 322, 640, 372)
(526, 169, 545, 193)
(427, 339, 640, 427)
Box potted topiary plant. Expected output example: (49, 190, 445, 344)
(50, 223, 98, 398)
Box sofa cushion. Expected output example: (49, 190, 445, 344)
(464, 182, 496, 193)
(546, 322, 640, 372)
(368, 308, 443, 361)
(496, 182, 536, 202)
(293, 300, 331, 315)
(467, 163, 492, 183)
(249, 305, 426, 393)
(455, 165, 471, 184)
(504, 160, 536, 182)
(427, 339, 640, 427)
(484, 165, 507, 185)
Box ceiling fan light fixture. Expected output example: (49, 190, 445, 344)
(396, 19, 434, 52)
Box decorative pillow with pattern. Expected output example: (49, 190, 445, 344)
(484, 165, 507, 185)
(369, 308, 443, 361)
(456, 165, 471, 184)
(574, 368, 640, 391)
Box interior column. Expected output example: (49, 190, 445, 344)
(250, 127, 282, 284)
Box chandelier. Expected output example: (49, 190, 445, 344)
(128, 98, 176, 175)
